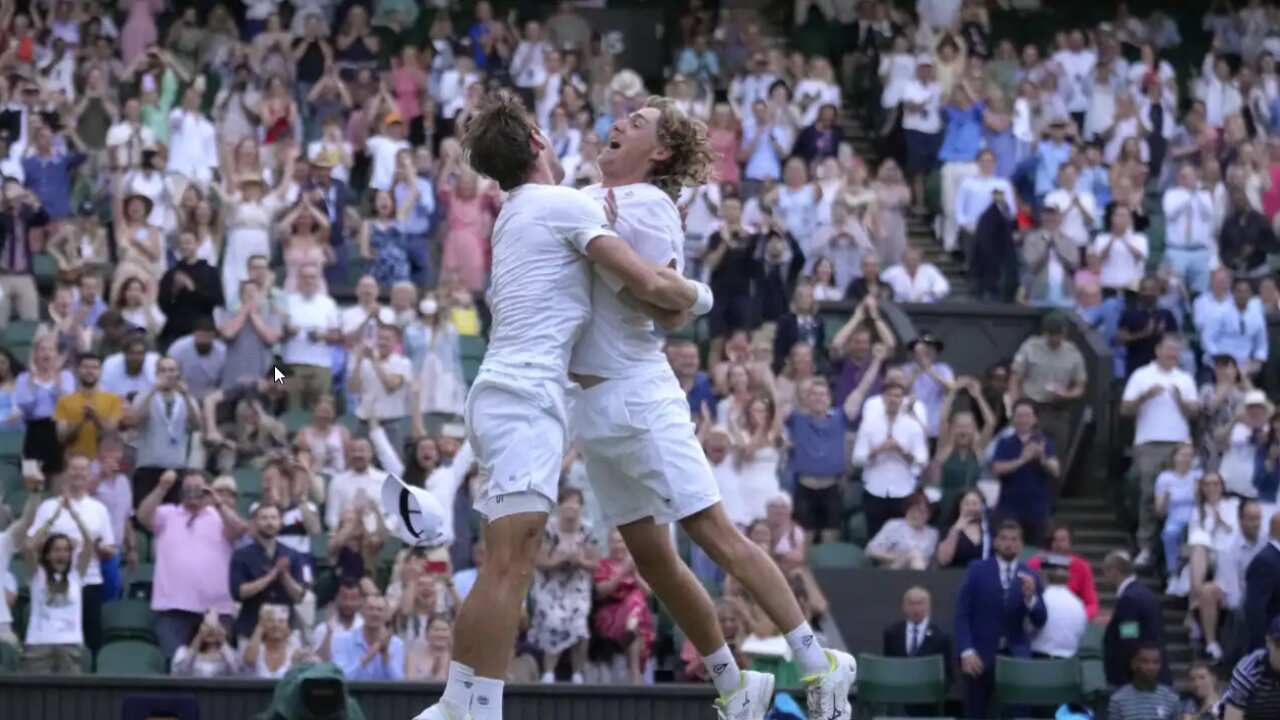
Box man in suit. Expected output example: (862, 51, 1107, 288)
(1245, 513, 1280, 650)
(954, 519, 1048, 719)
(884, 585, 953, 674)
(1102, 549, 1168, 686)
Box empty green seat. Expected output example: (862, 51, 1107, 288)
(1080, 658, 1107, 700)
(750, 655, 803, 690)
(233, 466, 264, 496)
(100, 599, 157, 643)
(807, 541, 866, 569)
(1077, 622, 1104, 660)
(0, 640, 19, 672)
(95, 640, 166, 676)
(0, 430, 24, 460)
(281, 408, 314, 434)
(3, 320, 38, 346)
(125, 563, 155, 601)
(856, 653, 947, 716)
(994, 656, 1081, 711)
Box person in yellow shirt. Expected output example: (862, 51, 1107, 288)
(54, 353, 123, 459)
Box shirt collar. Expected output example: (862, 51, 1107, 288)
(1117, 575, 1137, 597)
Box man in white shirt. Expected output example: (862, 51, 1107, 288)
(1042, 163, 1098, 252)
(1121, 333, 1199, 569)
(1161, 163, 1217, 296)
(411, 91, 710, 720)
(509, 21, 549, 97)
(166, 85, 218, 186)
(1053, 30, 1097, 125)
(881, 246, 951, 303)
(105, 98, 155, 172)
(1193, 268, 1237, 337)
(1031, 557, 1088, 658)
(349, 323, 412, 457)
(101, 336, 159, 401)
(365, 113, 411, 191)
(1198, 53, 1242, 130)
(729, 52, 778, 115)
(901, 57, 943, 209)
(281, 264, 341, 411)
(955, 149, 1016, 250)
(25, 454, 116, 653)
(324, 438, 390, 530)
(739, 99, 792, 197)
(853, 381, 929, 540)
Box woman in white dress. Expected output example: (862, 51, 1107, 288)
(216, 172, 288, 308)
(407, 295, 466, 418)
(123, 147, 179, 234)
(111, 190, 165, 299)
(730, 394, 783, 525)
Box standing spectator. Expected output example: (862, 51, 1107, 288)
(20, 503, 93, 674)
(392, 150, 436, 287)
(1152, 444, 1201, 578)
(991, 400, 1060, 545)
(902, 333, 954, 440)
(1020, 204, 1080, 307)
(24, 455, 115, 655)
(1043, 163, 1099, 261)
(157, 232, 224, 349)
(229, 503, 306, 642)
(14, 335, 76, 474)
(1223, 617, 1280, 719)
(532, 488, 597, 685)
(348, 323, 412, 456)
(1117, 277, 1181, 379)
(1197, 500, 1267, 664)
(324, 439, 388, 530)
(1222, 391, 1272, 498)
(216, 280, 282, 391)
(901, 56, 943, 211)
(787, 373, 866, 545)
(937, 83, 985, 254)
(1121, 333, 1199, 570)
(242, 604, 304, 680)
(166, 320, 228, 402)
(136, 470, 245, 659)
(1203, 278, 1268, 380)
(1108, 643, 1181, 720)
(0, 177, 47, 330)
(281, 264, 341, 411)
(1010, 313, 1087, 484)
(954, 520, 1047, 720)
(1245, 514, 1280, 651)
(828, 295, 895, 407)
(866, 492, 939, 570)
(593, 529, 656, 685)
(792, 104, 843, 164)
(1199, 354, 1248, 470)
(1162, 163, 1219, 296)
(128, 357, 202, 505)
(1092, 205, 1149, 294)
(166, 84, 219, 185)
(771, 281, 824, 374)
(1029, 556, 1088, 659)
(738, 99, 791, 197)
(853, 380, 929, 539)
(1103, 550, 1168, 686)
(53, 353, 122, 461)
(101, 336, 159, 401)
(881, 246, 951, 303)
(22, 125, 85, 221)
(955, 149, 1015, 256)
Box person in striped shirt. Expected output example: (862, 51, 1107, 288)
(1106, 642, 1180, 720)
(1222, 617, 1280, 720)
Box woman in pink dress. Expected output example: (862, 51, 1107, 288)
(120, 0, 163, 66)
(592, 530, 656, 684)
(390, 46, 429, 122)
(276, 201, 333, 293)
(708, 102, 741, 187)
(438, 151, 499, 293)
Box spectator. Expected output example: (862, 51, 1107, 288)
(532, 488, 598, 685)
(349, 323, 412, 455)
(316, 579, 367, 651)
(792, 103, 843, 164)
(1222, 391, 1272, 498)
(1108, 643, 1181, 720)
(1027, 524, 1101, 620)
(827, 295, 895, 407)
(727, 394, 784, 525)
(215, 280, 282, 392)
(991, 399, 1060, 545)
(53, 353, 122, 461)
(242, 603, 304, 680)
(937, 82, 985, 254)
(853, 380, 929, 539)
(207, 394, 288, 473)
(166, 320, 227, 402)
(739, 99, 791, 197)
(1194, 268, 1238, 339)
(1153, 444, 1202, 578)
(325, 438, 389, 531)
(1121, 333, 1199, 569)
(170, 610, 240, 678)
(1118, 276, 1181, 379)
(954, 520, 1047, 720)
(1219, 186, 1276, 280)
(1244, 513, 1280, 651)
(1182, 661, 1223, 720)
(136, 470, 244, 660)
(1093, 205, 1149, 294)
(1029, 556, 1088, 659)
(901, 55, 943, 211)
(0, 177, 46, 331)
(229, 503, 306, 643)
(1020, 204, 1080, 307)
(157, 232, 224, 349)
(1196, 499, 1267, 664)
(1199, 354, 1249, 470)
(866, 492, 939, 570)
(902, 333, 955, 440)
(883, 585, 952, 668)
(22, 125, 85, 221)
(771, 281, 824, 374)
(128, 356, 201, 505)
(1203, 278, 1269, 380)
(936, 488, 992, 570)
(881, 246, 951, 303)
(1223, 616, 1280, 719)
(593, 529, 656, 685)
(281, 263, 341, 411)
(100, 336, 159, 403)
(1103, 550, 1168, 686)
(406, 614, 453, 682)
(1010, 312, 1087, 482)
(1043, 163, 1099, 261)
(869, 160, 912, 270)
(295, 394, 350, 477)
(20, 511, 93, 674)
(14, 335, 77, 474)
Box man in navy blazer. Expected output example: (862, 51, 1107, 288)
(954, 519, 1048, 719)
(1102, 549, 1168, 686)
(1245, 514, 1280, 650)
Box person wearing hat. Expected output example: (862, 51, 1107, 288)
(900, 54, 943, 211)
(113, 189, 165, 293)
(366, 105, 411, 192)
(1224, 614, 1280, 718)
(1220, 390, 1276, 497)
(1029, 554, 1088, 660)
(1010, 313, 1087, 490)
(1020, 200, 1080, 307)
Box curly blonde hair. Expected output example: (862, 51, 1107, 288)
(643, 96, 716, 201)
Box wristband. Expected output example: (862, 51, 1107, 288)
(690, 281, 714, 316)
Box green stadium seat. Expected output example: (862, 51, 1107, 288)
(1077, 622, 1104, 660)
(3, 320, 38, 346)
(994, 656, 1081, 712)
(807, 541, 866, 569)
(125, 563, 155, 601)
(311, 534, 331, 566)
(281, 408, 314, 434)
(0, 430, 24, 461)
(100, 599, 157, 643)
(855, 653, 947, 716)
(749, 655, 803, 690)
(0, 639, 19, 672)
(94, 639, 166, 675)
(845, 513, 868, 547)
(1080, 658, 1107, 700)
(31, 254, 57, 285)
(233, 466, 265, 496)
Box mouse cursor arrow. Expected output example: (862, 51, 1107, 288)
(272, 366, 286, 384)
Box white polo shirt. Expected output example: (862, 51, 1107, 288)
(353, 352, 413, 421)
(283, 292, 341, 368)
(1121, 361, 1198, 446)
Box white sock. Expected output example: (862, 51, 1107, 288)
(702, 644, 744, 697)
(469, 675, 505, 720)
(784, 622, 829, 676)
(440, 661, 475, 712)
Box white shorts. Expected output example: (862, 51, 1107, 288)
(466, 368, 565, 521)
(570, 369, 721, 527)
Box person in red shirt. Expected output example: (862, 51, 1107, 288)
(1028, 523, 1100, 620)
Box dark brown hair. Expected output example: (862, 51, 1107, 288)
(461, 90, 539, 191)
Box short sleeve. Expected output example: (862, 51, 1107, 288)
(52, 396, 74, 423)
(153, 504, 173, 534)
(1011, 343, 1030, 375)
(555, 190, 614, 256)
(1120, 373, 1143, 403)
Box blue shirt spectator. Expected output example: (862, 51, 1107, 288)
(938, 101, 985, 163)
(786, 405, 849, 478)
(741, 103, 792, 182)
(991, 401, 1059, 544)
(1033, 136, 1073, 198)
(228, 514, 307, 640)
(1202, 283, 1269, 373)
(331, 595, 405, 681)
(22, 128, 86, 220)
(676, 39, 720, 87)
(394, 175, 436, 237)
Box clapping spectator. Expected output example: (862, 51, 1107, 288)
(129, 357, 202, 504)
(171, 610, 240, 678)
(867, 492, 939, 570)
(157, 232, 224, 349)
(532, 489, 598, 684)
(592, 529, 656, 685)
(854, 380, 930, 538)
(229, 503, 306, 642)
(936, 489, 992, 569)
(20, 499, 94, 674)
(1202, 278, 1268, 380)
(1093, 205, 1149, 294)
(882, 246, 951, 303)
(242, 603, 304, 679)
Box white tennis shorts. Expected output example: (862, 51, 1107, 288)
(570, 368, 721, 527)
(466, 368, 565, 520)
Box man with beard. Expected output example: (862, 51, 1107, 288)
(128, 357, 202, 505)
(229, 503, 307, 642)
(101, 334, 159, 402)
(166, 318, 227, 402)
(157, 231, 224, 349)
(54, 352, 123, 459)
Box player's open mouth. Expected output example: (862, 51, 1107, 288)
(608, 140, 621, 149)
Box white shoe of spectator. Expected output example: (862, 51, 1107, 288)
(1206, 642, 1223, 664)
(803, 650, 857, 720)
(413, 703, 471, 720)
(571, 672, 584, 684)
(714, 670, 775, 720)
(541, 671, 556, 684)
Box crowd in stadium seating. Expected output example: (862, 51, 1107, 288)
(3, 0, 1280, 717)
